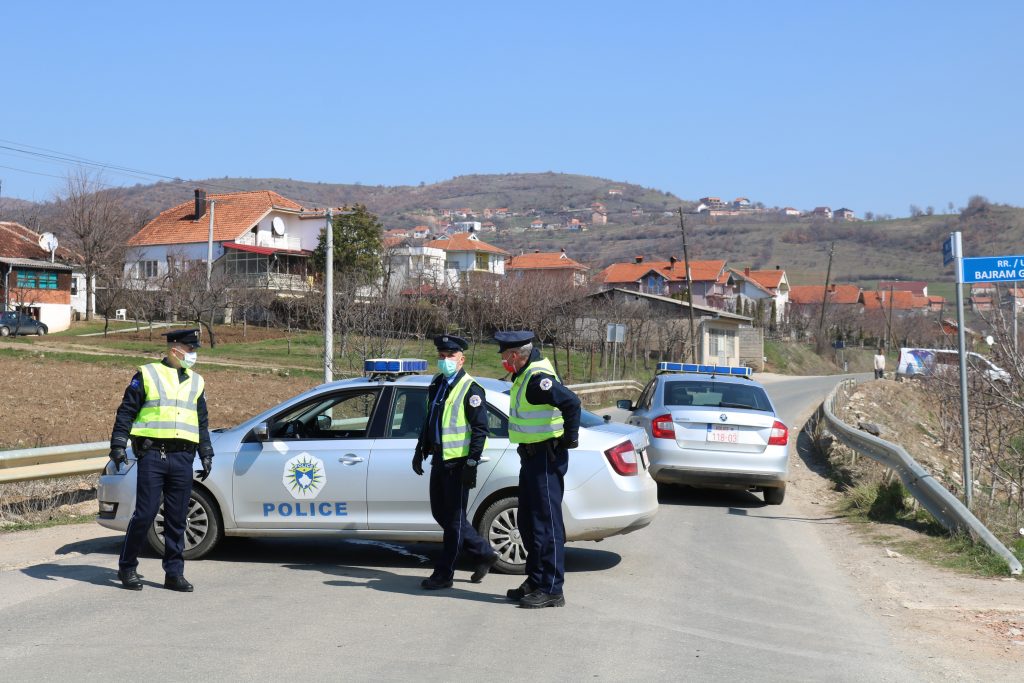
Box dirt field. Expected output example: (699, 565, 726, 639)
(0, 353, 318, 449)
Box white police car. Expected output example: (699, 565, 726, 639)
(618, 362, 789, 504)
(97, 359, 658, 573)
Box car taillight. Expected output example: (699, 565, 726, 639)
(768, 420, 788, 446)
(651, 414, 675, 439)
(604, 441, 638, 476)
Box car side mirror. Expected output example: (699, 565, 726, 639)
(316, 414, 331, 431)
(252, 421, 269, 441)
(616, 399, 634, 411)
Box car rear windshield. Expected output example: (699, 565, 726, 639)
(662, 380, 772, 412)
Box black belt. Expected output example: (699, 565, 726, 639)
(519, 440, 556, 456)
(134, 437, 196, 453)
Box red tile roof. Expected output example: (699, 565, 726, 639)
(788, 284, 861, 305)
(877, 281, 927, 296)
(507, 251, 588, 271)
(425, 232, 509, 255)
(128, 191, 307, 247)
(0, 221, 80, 262)
(598, 259, 726, 285)
(861, 290, 929, 310)
(744, 269, 785, 290)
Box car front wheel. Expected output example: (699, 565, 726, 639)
(147, 486, 224, 559)
(37, 325, 47, 335)
(0, 327, 9, 337)
(477, 496, 527, 575)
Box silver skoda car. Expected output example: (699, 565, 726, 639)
(617, 363, 789, 505)
(97, 360, 658, 573)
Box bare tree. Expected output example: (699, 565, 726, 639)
(53, 170, 137, 320)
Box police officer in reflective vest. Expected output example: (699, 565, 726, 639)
(108, 329, 214, 592)
(496, 330, 581, 608)
(412, 334, 498, 589)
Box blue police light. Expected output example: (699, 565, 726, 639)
(363, 358, 429, 377)
(656, 362, 752, 378)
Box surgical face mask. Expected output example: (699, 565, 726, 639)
(502, 358, 516, 374)
(437, 358, 458, 377)
(178, 350, 198, 369)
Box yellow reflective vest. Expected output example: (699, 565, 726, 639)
(129, 362, 204, 443)
(440, 373, 485, 460)
(508, 358, 564, 444)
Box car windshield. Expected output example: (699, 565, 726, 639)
(663, 379, 772, 412)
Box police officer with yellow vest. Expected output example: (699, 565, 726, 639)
(412, 334, 498, 590)
(496, 331, 581, 608)
(108, 329, 214, 592)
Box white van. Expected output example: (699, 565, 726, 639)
(896, 348, 1011, 383)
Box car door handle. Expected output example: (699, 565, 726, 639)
(339, 454, 364, 465)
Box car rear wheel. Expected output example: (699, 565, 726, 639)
(0, 327, 9, 337)
(763, 485, 786, 505)
(477, 496, 527, 575)
(147, 487, 223, 559)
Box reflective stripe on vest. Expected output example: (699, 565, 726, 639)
(508, 357, 564, 444)
(130, 362, 204, 443)
(441, 373, 486, 460)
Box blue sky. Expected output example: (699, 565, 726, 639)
(1, 1, 1022, 217)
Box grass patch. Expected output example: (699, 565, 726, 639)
(0, 514, 94, 533)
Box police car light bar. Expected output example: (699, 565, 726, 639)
(364, 358, 429, 376)
(655, 362, 752, 378)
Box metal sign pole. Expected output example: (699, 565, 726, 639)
(952, 231, 972, 507)
(324, 208, 334, 383)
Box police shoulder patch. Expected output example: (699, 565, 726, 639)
(539, 377, 553, 391)
(129, 377, 141, 389)
(468, 394, 482, 407)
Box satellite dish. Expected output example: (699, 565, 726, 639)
(38, 232, 59, 253)
(271, 217, 286, 236)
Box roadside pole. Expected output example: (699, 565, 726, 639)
(677, 208, 697, 362)
(950, 231, 972, 507)
(206, 200, 216, 291)
(324, 208, 334, 383)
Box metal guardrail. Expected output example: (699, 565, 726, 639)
(0, 382, 643, 484)
(821, 378, 1022, 575)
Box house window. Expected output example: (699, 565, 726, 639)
(446, 260, 460, 271)
(137, 261, 159, 278)
(475, 253, 489, 270)
(709, 329, 735, 357)
(15, 270, 58, 289)
(224, 251, 269, 276)
(71, 276, 79, 296)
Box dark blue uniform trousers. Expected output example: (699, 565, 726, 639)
(518, 440, 569, 595)
(119, 449, 194, 577)
(429, 458, 493, 580)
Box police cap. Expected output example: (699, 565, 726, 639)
(494, 330, 534, 352)
(162, 328, 201, 349)
(434, 334, 469, 352)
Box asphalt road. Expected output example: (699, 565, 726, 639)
(1, 372, 937, 681)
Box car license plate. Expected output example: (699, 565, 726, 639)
(707, 425, 738, 443)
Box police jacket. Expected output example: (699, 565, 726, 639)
(415, 369, 488, 462)
(110, 358, 213, 456)
(510, 349, 581, 445)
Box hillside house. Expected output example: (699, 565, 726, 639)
(0, 221, 81, 332)
(728, 267, 790, 323)
(383, 242, 446, 296)
(878, 281, 928, 298)
(834, 208, 855, 221)
(591, 211, 608, 225)
(699, 197, 726, 210)
(782, 207, 801, 217)
(596, 256, 728, 307)
(860, 290, 931, 316)
(425, 232, 508, 289)
(412, 226, 431, 240)
(529, 219, 545, 230)
(812, 207, 833, 220)
(125, 190, 324, 294)
(787, 284, 862, 327)
(733, 197, 751, 209)
(507, 249, 588, 288)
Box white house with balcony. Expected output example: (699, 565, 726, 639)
(383, 242, 446, 295)
(124, 189, 331, 294)
(425, 232, 508, 289)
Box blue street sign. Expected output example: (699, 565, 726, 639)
(961, 255, 1024, 283)
(942, 236, 954, 266)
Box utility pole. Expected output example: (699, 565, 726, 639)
(886, 283, 896, 349)
(324, 208, 334, 383)
(206, 200, 216, 291)
(816, 242, 835, 354)
(678, 208, 697, 362)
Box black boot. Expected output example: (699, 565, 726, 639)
(164, 575, 194, 592)
(420, 575, 454, 590)
(519, 589, 565, 609)
(470, 553, 499, 583)
(117, 569, 143, 591)
(506, 580, 536, 602)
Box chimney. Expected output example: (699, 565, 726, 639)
(744, 267, 750, 276)
(194, 189, 207, 219)
(775, 264, 780, 270)
(635, 255, 644, 264)
(669, 256, 677, 270)
(534, 249, 540, 253)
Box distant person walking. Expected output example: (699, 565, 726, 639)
(874, 348, 886, 379)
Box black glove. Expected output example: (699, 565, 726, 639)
(108, 447, 127, 468)
(412, 451, 425, 476)
(461, 459, 478, 489)
(196, 455, 213, 482)
(559, 434, 579, 451)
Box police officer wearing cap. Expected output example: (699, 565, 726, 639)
(496, 330, 581, 608)
(108, 329, 214, 592)
(412, 334, 498, 589)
